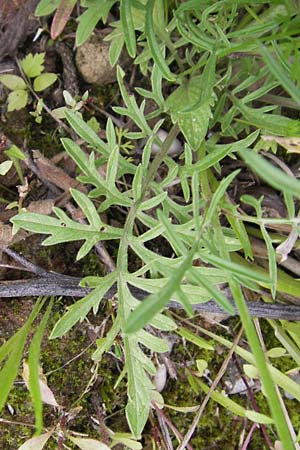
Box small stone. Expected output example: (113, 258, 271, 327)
(76, 34, 118, 85)
(153, 363, 167, 392)
(150, 129, 183, 157)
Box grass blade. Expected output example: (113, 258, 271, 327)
(28, 299, 54, 434)
(240, 148, 300, 197)
(145, 0, 176, 81)
(259, 43, 300, 106)
(120, 0, 136, 58)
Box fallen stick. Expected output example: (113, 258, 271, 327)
(1, 272, 300, 321)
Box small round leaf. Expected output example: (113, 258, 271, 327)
(33, 73, 58, 92)
(0, 74, 26, 90)
(7, 90, 28, 111)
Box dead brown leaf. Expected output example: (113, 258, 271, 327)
(27, 199, 55, 215)
(32, 150, 87, 194)
(0, 222, 27, 247)
(262, 135, 300, 153)
(22, 361, 61, 408)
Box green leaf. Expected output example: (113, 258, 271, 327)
(86, 117, 100, 133)
(5, 145, 26, 160)
(225, 204, 253, 260)
(189, 268, 234, 315)
(138, 192, 167, 211)
(265, 347, 286, 358)
(198, 252, 270, 285)
(111, 434, 142, 450)
(64, 111, 108, 153)
(20, 53, 45, 78)
(17, 432, 53, 450)
(236, 101, 300, 137)
(261, 225, 277, 298)
(270, 325, 300, 366)
(145, 0, 176, 82)
(175, 287, 193, 316)
(50, 273, 116, 338)
(259, 43, 300, 106)
(165, 60, 216, 149)
(76, 1, 115, 47)
(120, 0, 136, 58)
(125, 244, 197, 334)
(7, 90, 28, 112)
(50, 0, 77, 40)
(125, 333, 154, 438)
(243, 364, 259, 379)
(240, 148, 300, 197)
(177, 327, 214, 350)
(203, 169, 240, 228)
(76, 7, 102, 47)
(245, 410, 274, 425)
(132, 164, 143, 200)
(196, 379, 247, 417)
(108, 29, 125, 66)
(149, 313, 177, 331)
(157, 208, 187, 255)
(61, 138, 102, 186)
(0, 74, 26, 90)
(0, 160, 13, 176)
(115, 67, 153, 136)
(137, 330, 169, 353)
(92, 317, 121, 361)
(182, 144, 235, 176)
(70, 188, 102, 229)
(196, 359, 208, 376)
(67, 436, 110, 450)
(106, 145, 119, 189)
(127, 273, 213, 304)
(11, 210, 122, 261)
(33, 73, 58, 91)
(196, 323, 300, 403)
(35, 0, 60, 16)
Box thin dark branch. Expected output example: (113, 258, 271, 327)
(0, 269, 300, 320)
(3, 247, 49, 276)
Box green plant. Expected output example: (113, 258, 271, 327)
(0, 53, 57, 112)
(0, 298, 53, 433)
(3, 1, 300, 449)
(35, 0, 116, 46)
(51, 89, 90, 119)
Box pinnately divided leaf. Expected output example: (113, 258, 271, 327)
(125, 334, 154, 438)
(11, 195, 123, 260)
(20, 53, 45, 78)
(50, 272, 117, 338)
(125, 243, 197, 334)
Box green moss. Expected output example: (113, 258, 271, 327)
(26, 116, 63, 159)
(0, 388, 33, 448)
(81, 251, 105, 277)
(90, 83, 119, 110)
